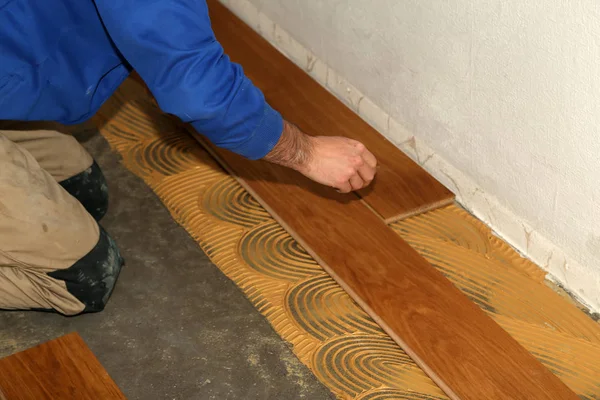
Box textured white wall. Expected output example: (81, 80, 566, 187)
(230, 0, 600, 311)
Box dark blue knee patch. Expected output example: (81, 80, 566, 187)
(59, 160, 109, 221)
(48, 226, 124, 313)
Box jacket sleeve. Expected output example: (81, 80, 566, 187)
(93, 0, 283, 160)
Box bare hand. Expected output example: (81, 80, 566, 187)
(298, 136, 377, 193)
(263, 120, 378, 193)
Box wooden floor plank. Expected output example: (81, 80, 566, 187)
(194, 133, 578, 399)
(206, 0, 454, 222)
(0, 333, 126, 400)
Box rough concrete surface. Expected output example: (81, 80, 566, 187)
(0, 131, 334, 400)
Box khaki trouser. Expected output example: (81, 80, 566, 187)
(0, 122, 115, 315)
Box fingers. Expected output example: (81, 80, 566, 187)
(358, 163, 375, 185)
(336, 180, 352, 193)
(353, 141, 377, 188)
(335, 140, 377, 193)
(351, 140, 377, 167)
(362, 148, 377, 169)
(349, 173, 364, 191)
(301, 136, 378, 193)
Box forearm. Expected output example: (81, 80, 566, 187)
(263, 120, 314, 172)
(94, 0, 282, 160)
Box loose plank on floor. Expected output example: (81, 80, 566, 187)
(205, 0, 454, 222)
(0, 332, 126, 400)
(195, 134, 577, 400)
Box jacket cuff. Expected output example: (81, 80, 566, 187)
(216, 103, 283, 160)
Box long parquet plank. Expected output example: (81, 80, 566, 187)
(206, 0, 454, 222)
(0, 333, 126, 400)
(195, 133, 578, 399)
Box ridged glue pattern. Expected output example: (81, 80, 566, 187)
(312, 334, 444, 398)
(356, 389, 446, 400)
(286, 274, 382, 341)
(203, 177, 271, 229)
(240, 222, 320, 281)
(94, 78, 600, 400)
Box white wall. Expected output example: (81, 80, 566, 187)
(222, 0, 600, 312)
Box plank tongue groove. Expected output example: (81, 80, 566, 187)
(0, 332, 126, 399)
(205, 0, 454, 222)
(195, 134, 578, 399)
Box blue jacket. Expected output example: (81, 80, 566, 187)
(0, 0, 283, 159)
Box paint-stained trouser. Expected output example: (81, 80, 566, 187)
(0, 122, 123, 316)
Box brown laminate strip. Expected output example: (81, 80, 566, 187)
(0, 333, 126, 400)
(194, 131, 578, 399)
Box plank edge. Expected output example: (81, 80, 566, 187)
(384, 197, 456, 224)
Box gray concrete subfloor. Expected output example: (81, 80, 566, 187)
(0, 131, 335, 400)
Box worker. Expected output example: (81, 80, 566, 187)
(0, 1, 377, 315)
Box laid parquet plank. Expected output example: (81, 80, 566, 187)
(195, 134, 577, 400)
(206, 0, 454, 222)
(0, 333, 126, 400)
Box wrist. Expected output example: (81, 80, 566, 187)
(263, 120, 314, 172)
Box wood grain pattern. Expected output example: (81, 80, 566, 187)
(205, 0, 454, 222)
(0, 333, 126, 400)
(195, 133, 578, 399)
